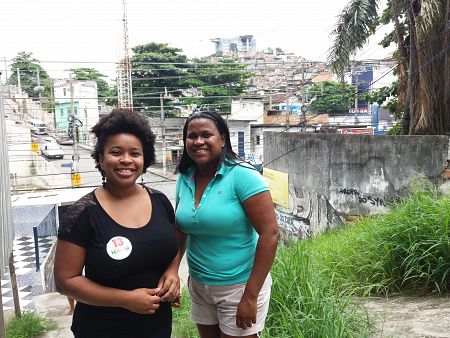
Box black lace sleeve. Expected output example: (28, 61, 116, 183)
(57, 192, 97, 247)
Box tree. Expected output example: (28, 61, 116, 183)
(8, 52, 51, 101)
(328, 0, 450, 135)
(71, 67, 113, 104)
(359, 82, 401, 118)
(130, 43, 191, 113)
(306, 81, 356, 115)
(129, 42, 253, 115)
(181, 57, 253, 112)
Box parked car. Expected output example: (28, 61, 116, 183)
(39, 136, 57, 144)
(54, 131, 74, 145)
(41, 142, 64, 159)
(56, 135, 74, 145)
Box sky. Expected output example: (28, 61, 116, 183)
(0, 0, 394, 83)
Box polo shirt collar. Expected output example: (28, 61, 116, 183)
(185, 161, 232, 184)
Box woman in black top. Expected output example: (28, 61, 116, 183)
(55, 109, 182, 338)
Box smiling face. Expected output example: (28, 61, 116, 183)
(99, 133, 144, 188)
(185, 118, 225, 171)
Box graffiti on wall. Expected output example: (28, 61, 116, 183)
(276, 184, 343, 240)
(338, 188, 386, 207)
(275, 209, 310, 240)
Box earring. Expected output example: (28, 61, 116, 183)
(101, 171, 106, 187)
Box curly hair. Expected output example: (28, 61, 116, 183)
(91, 109, 156, 173)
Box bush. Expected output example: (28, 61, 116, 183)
(6, 312, 56, 338)
(387, 123, 401, 135)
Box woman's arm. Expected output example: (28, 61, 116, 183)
(54, 239, 161, 314)
(157, 227, 187, 304)
(237, 190, 279, 329)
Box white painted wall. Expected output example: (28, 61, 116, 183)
(231, 98, 264, 123)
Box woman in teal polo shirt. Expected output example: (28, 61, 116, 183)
(175, 111, 279, 338)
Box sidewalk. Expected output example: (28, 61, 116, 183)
(33, 293, 72, 338)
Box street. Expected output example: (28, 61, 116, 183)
(34, 143, 177, 203)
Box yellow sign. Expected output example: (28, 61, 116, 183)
(31, 143, 39, 153)
(262, 168, 289, 208)
(71, 173, 82, 187)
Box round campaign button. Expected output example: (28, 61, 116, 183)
(106, 236, 132, 260)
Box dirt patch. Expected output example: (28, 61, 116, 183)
(363, 294, 450, 338)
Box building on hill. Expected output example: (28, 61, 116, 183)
(211, 35, 256, 57)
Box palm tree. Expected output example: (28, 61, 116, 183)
(328, 0, 449, 135)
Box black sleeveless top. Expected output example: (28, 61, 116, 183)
(58, 187, 178, 338)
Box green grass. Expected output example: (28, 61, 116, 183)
(304, 187, 450, 295)
(172, 288, 198, 338)
(6, 312, 56, 338)
(264, 244, 371, 337)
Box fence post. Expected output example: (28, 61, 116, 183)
(33, 226, 40, 271)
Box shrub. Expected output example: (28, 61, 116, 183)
(6, 312, 56, 338)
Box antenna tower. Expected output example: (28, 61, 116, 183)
(117, 0, 133, 110)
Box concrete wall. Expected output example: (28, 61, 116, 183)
(264, 133, 449, 238)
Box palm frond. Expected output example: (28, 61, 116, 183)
(415, 0, 443, 39)
(327, 0, 380, 78)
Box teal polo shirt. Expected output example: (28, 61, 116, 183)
(175, 162, 269, 285)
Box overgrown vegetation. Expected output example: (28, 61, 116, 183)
(264, 245, 371, 337)
(305, 185, 450, 295)
(6, 312, 56, 338)
(173, 186, 450, 337)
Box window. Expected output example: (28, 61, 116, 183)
(74, 107, 78, 115)
(256, 135, 261, 145)
(238, 132, 244, 157)
(60, 109, 64, 116)
(63, 88, 67, 96)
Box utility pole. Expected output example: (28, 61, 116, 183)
(35, 69, 45, 121)
(50, 80, 56, 132)
(160, 94, 166, 175)
(16, 68, 21, 92)
(84, 107, 88, 144)
(69, 73, 79, 174)
(285, 73, 291, 127)
(3, 57, 7, 89)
